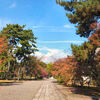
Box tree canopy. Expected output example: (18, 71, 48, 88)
(56, 0, 100, 37)
(0, 24, 42, 80)
(1, 24, 38, 61)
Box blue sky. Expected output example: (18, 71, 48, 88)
(0, 0, 87, 63)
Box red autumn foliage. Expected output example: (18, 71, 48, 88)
(89, 23, 100, 46)
(52, 56, 78, 85)
(0, 35, 7, 55)
(89, 22, 100, 74)
(33, 64, 48, 78)
(41, 69, 48, 77)
(0, 35, 7, 66)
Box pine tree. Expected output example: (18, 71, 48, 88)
(1, 24, 38, 61)
(56, 0, 100, 37)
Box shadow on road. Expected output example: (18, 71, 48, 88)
(0, 82, 23, 86)
(91, 96, 99, 100)
(51, 80, 100, 100)
(69, 86, 100, 98)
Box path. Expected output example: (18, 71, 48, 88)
(0, 79, 100, 100)
(0, 79, 67, 100)
(33, 79, 67, 100)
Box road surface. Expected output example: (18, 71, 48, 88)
(0, 79, 66, 100)
(0, 79, 100, 100)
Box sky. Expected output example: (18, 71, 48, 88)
(0, 0, 87, 63)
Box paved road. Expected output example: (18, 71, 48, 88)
(33, 79, 66, 100)
(0, 79, 100, 100)
(0, 80, 43, 100)
(0, 79, 67, 100)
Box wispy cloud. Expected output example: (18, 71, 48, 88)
(9, 2, 16, 8)
(64, 24, 74, 28)
(35, 47, 70, 63)
(37, 40, 84, 44)
(32, 24, 74, 32)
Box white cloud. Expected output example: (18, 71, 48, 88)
(35, 52, 44, 57)
(64, 24, 74, 28)
(35, 47, 70, 63)
(9, 2, 16, 8)
(37, 40, 84, 44)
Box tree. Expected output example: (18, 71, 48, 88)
(24, 56, 38, 79)
(88, 23, 100, 86)
(56, 0, 100, 37)
(39, 61, 47, 68)
(0, 34, 9, 79)
(0, 34, 8, 72)
(1, 24, 38, 61)
(89, 23, 100, 47)
(71, 42, 95, 86)
(0, 24, 38, 80)
(0, 34, 7, 54)
(46, 62, 53, 77)
(52, 57, 78, 85)
(23, 56, 48, 79)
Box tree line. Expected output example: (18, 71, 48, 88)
(51, 0, 100, 87)
(0, 24, 48, 80)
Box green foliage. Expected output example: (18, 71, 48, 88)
(0, 24, 39, 80)
(56, 0, 100, 37)
(39, 61, 47, 68)
(46, 62, 53, 77)
(1, 24, 38, 61)
(71, 41, 100, 86)
(71, 42, 93, 61)
(57, 78, 64, 83)
(56, 0, 100, 87)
